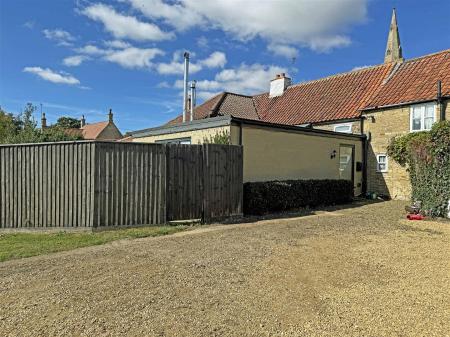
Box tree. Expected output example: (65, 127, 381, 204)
(0, 107, 18, 140)
(56, 116, 81, 129)
(0, 104, 83, 144)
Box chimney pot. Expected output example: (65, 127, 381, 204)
(80, 115, 86, 128)
(108, 109, 113, 123)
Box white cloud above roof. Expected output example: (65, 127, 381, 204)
(126, 0, 367, 52)
(82, 3, 174, 41)
(23, 67, 80, 85)
(43, 28, 76, 46)
(104, 47, 165, 69)
(155, 51, 226, 75)
(63, 55, 89, 67)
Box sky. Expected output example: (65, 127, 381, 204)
(0, 0, 449, 133)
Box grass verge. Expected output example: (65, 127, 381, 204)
(0, 225, 187, 262)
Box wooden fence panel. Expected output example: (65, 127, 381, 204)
(94, 142, 166, 227)
(203, 144, 243, 221)
(166, 144, 204, 221)
(0, 141, 241, 228)
(0, 142, 95, 228)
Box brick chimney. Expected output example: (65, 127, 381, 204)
(269, 73, 291, 98)
(80, 115, 86, 128)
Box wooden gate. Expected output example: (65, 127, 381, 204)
(166, 144, 243, 222)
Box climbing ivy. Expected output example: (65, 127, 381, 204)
(387, 121, 450, 217)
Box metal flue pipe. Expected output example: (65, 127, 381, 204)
(190, 80, 196, 122)
(182, 52, 189, 123)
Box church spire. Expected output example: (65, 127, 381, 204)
(384, 8, 403, 63)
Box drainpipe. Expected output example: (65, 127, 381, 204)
(182, 52, 189, 123)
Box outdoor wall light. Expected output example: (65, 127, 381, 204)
(330, 150, 337, 159)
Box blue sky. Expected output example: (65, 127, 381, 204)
(1, 0, 449, 133)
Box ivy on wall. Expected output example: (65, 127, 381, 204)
(387, 121, 450, 217)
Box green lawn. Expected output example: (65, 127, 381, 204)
(0, 225, 188, 262)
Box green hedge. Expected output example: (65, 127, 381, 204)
(387, 121, 450, 217)
(243, 179, 354, 215)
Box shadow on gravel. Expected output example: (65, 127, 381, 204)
(221, 198, 386, 225)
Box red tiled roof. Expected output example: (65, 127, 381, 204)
(166, 49, 449, 126)
(81, 121, 109, 139)
(365, 49, 450, 109)
(254, 64, 393, 124)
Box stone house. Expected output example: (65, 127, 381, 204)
(65, 109, 123, 141)
(129, 10, 449, 200)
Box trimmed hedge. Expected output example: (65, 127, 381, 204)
(243, 179, 354, 215)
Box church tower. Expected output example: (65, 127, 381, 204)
(384, 8, 404, 63)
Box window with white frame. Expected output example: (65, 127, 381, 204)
(410, 103, 436, 132)
(334, 123, 353, 133)
(376, 154, 388, 172)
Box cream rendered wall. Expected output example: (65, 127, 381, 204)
(133, 126, 231, 144)
(239, 124, 363, 195)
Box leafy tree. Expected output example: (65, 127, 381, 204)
(0, 103, 83, 144)
(0, 107, 19, 140)
(56, 116, 81, 129)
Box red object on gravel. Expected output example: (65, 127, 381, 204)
(407, 214, 425, 220)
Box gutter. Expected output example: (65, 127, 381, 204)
(230, 117, 365, 140)
(129, 115, 232, 138)
(362, 96, 450, 112)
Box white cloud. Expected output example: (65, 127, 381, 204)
(63, 55, 89, 66)
(212, 63, 286, 94)
(103, 40, 131, 49)
(127, 0, 367, 52)
(308, 35, 351, 52)
(126, 0, 204, 31)
(196, 36, 209, 49)
(267, 44, 298, 59)
(156, 60, 202, 75)
(24, 21, 35, 29)
(43, 29, 76, 46)
(73, 42, 165, 69)
(156, 81, 171, 88)
(196, 91, 221, 100)
(104, 47, 164, 69)
(155, 51, 226, 75)
(23, 67, 80, 85)
(75, 44, 110, 55)
(200, 51, 226, 68)
(173, 63, 287, 99)
(82, 3, 174, 41)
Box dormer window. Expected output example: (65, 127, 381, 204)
(410, 103, 436, 132)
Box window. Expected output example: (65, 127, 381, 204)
(376, 154, 388, 172)
(410, 103, 436, 132)
(334, 123, 353, 133)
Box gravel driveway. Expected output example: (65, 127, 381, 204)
(1, 201, 449, 337)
